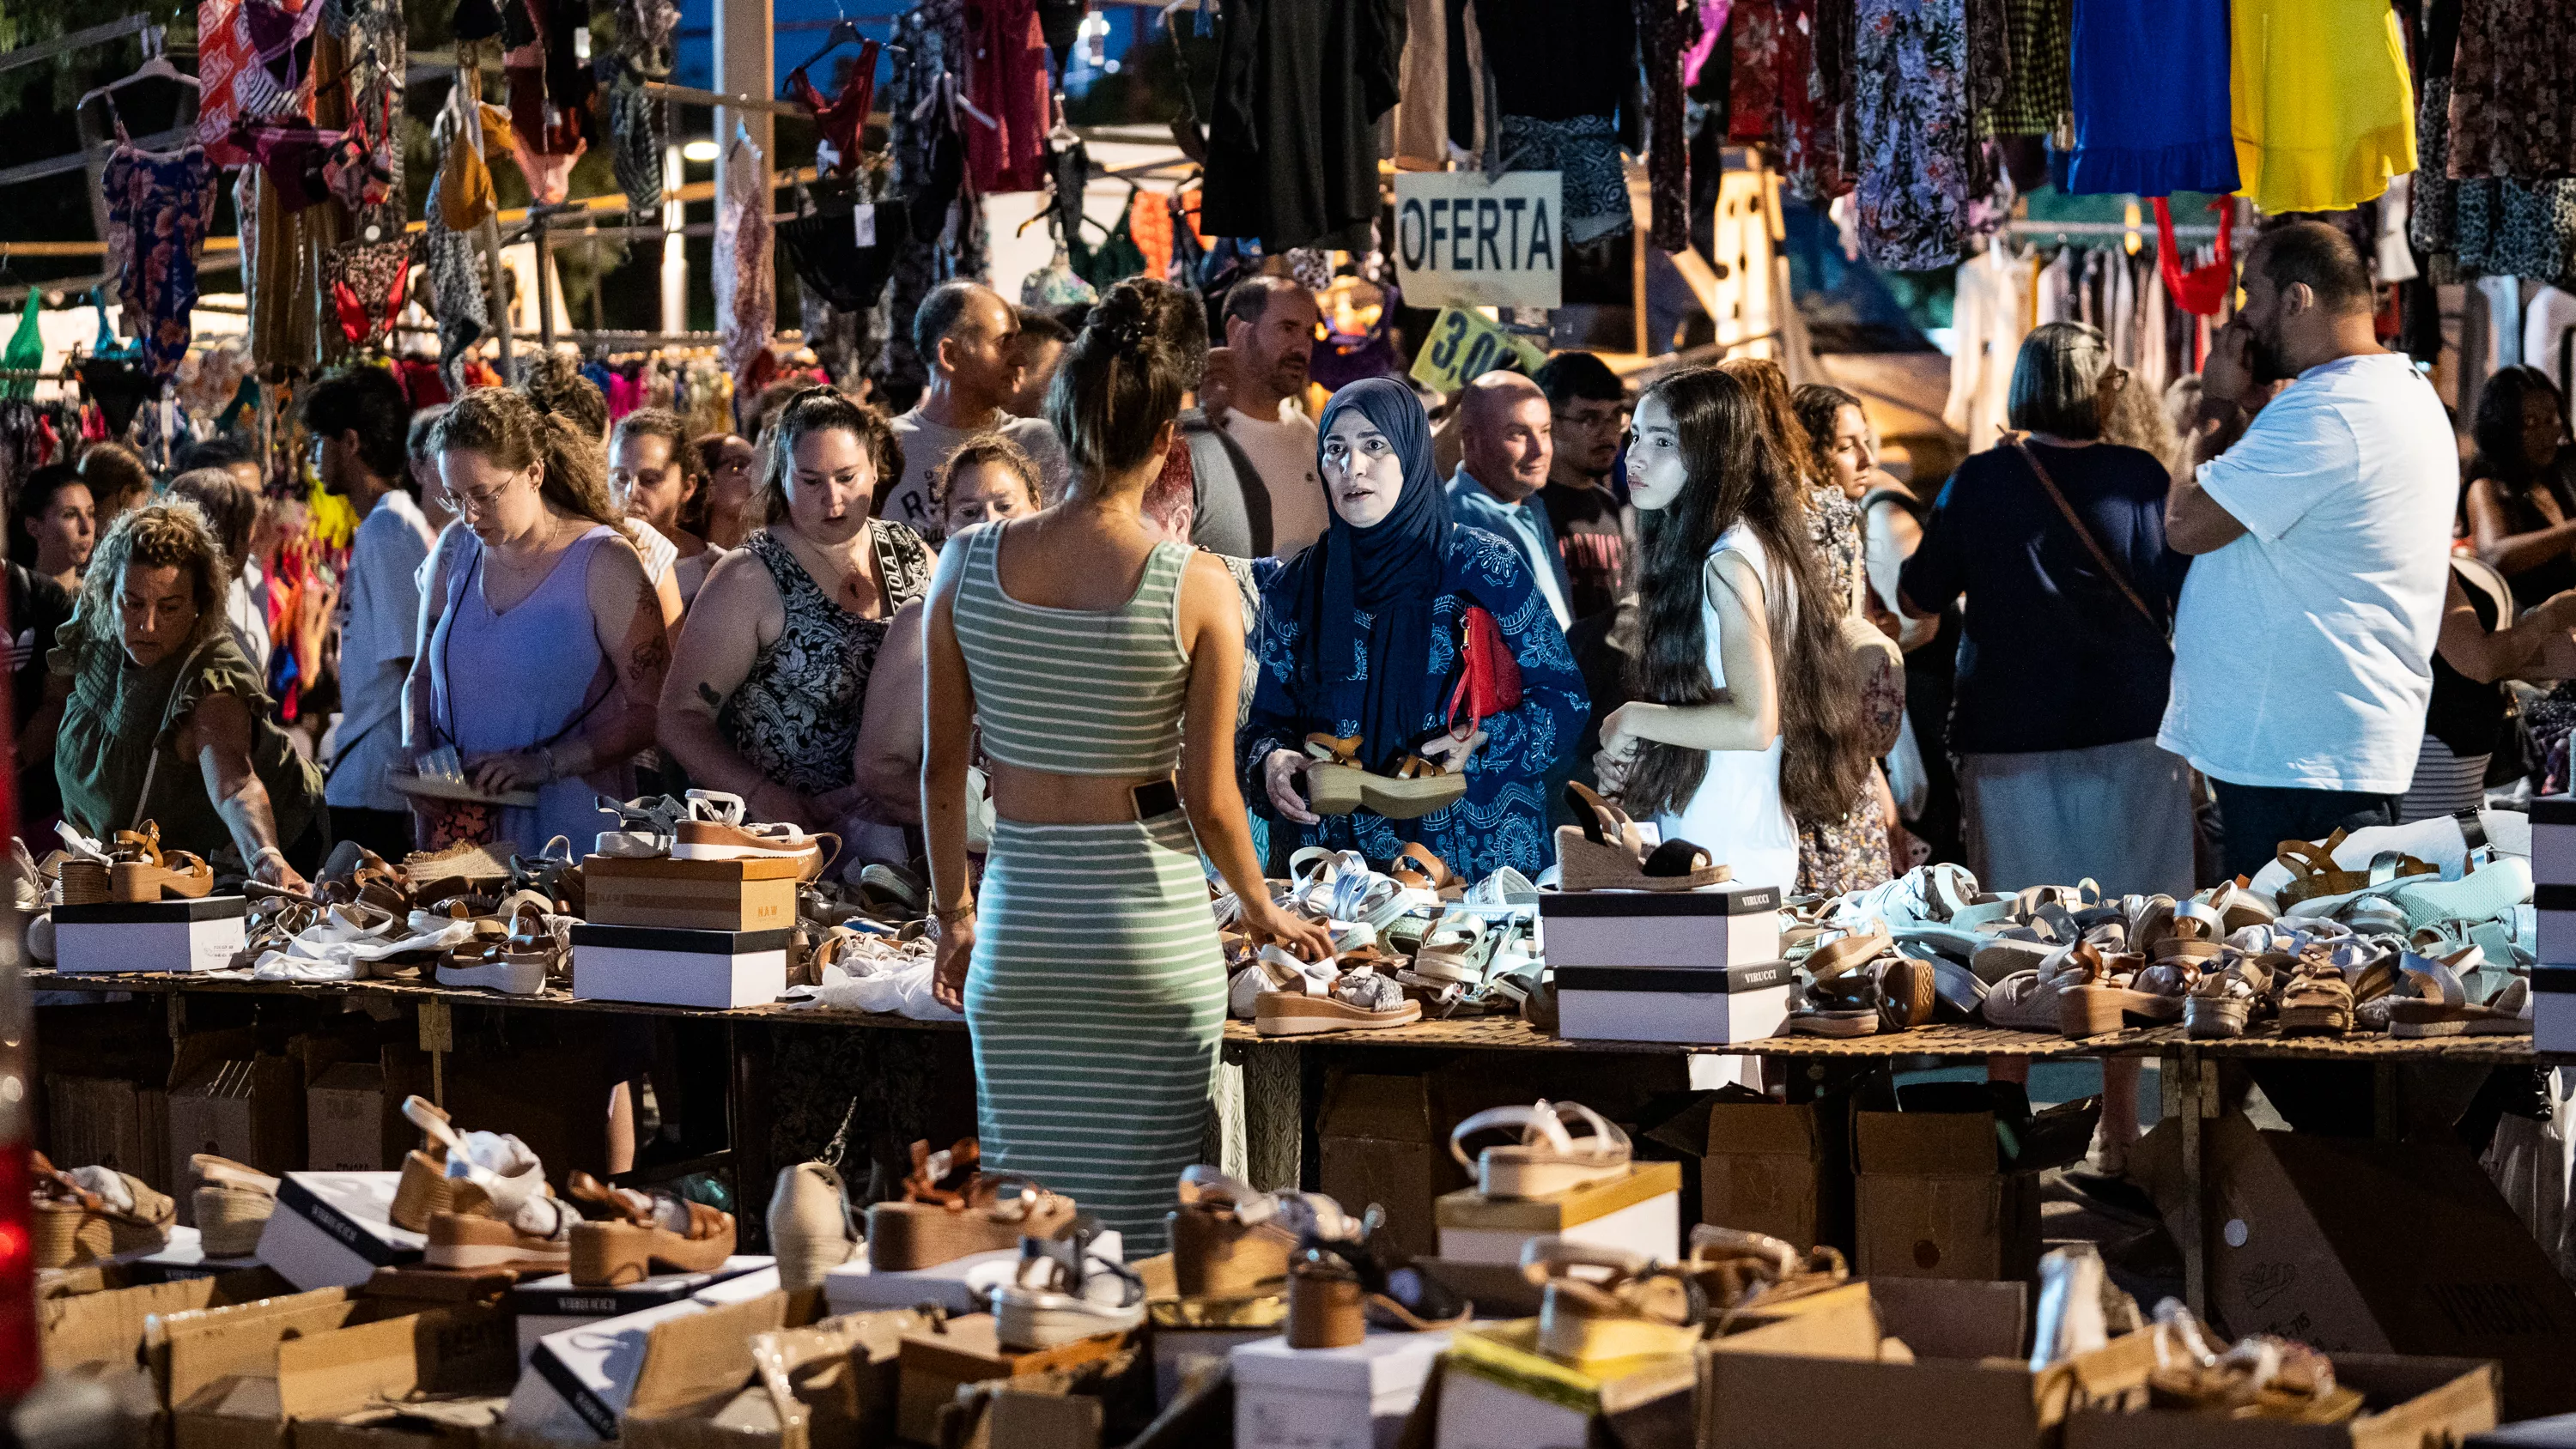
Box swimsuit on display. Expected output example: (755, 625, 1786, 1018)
(784, 38, 881, 172)
(776, 194, 913, 312)
(100, 138, 218, 379)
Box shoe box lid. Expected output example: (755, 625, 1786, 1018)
(1554, 961, 1793, 996)
(583, 854, 808, 882)
(568, 923, 797, 955)
(1433, 1161, 1681, 1231)
(508, 1257, 771, 1318)
(54, 895, 249, 923)
(2530, 794, 2576, 826)
(511, 1267, 784, 1440)
(1230, 1328, 1449, 1394)
(1538, 882, 1783, 918)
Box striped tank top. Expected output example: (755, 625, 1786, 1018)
(951, 522, 1194, 776)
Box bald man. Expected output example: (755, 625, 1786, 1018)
(1444, 370, 1575, 628)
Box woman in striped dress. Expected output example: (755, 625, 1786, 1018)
(923, 282, 1332, 1250)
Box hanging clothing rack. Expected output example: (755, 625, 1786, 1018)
(2007, 219, 2220, 239)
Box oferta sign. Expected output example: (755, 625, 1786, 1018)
(1393, 170, 1564, 309)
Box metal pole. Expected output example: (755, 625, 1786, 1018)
(533, 209, 556, 352)
(660, 102, 685, 336)
(480, 213, 516, 384)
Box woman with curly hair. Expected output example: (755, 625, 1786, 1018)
(48, 500, 323, 888)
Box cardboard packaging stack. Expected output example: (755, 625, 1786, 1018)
(572, 854, 805, 1008)
(1540, 882, 1789, 1044)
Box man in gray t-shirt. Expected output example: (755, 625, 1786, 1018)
(882, 282, 1071, 538)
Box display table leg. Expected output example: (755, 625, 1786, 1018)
(1238, 1040, 1303, 1193)
(2165, 1046, 2214, 1318)
(416, 997, 453, 1108)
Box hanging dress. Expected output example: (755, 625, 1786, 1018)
(2230, 0, 2415, 214)
(2062, 0, 2239, 196)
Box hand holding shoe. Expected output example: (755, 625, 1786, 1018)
(1243, 898, 1333, 962)
(1262, 749, 1321, 826)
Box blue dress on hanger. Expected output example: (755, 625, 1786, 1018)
(2059, 0, 2241, 197)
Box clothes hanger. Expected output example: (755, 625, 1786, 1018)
(78, 27, 200, 111)
(781, 17, 867, 94)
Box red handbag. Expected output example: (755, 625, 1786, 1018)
(1444, 605, 1522, 736)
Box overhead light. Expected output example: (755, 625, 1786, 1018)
(682, 139, 720, 163)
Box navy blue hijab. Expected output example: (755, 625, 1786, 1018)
(1298, 378, 1452, 771)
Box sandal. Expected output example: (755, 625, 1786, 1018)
(1364, 747, 1471, 821)
(110, 847, 216, 904)
(1253, 963, 1423, 1036)
(1388, 844, 1461, 898)
(191, 1154, 278, 1258)
(1553, 782, 1731, 893)
(1411, 909, 1490, 985)
(1169, 1167, 1303, 1300)
(1302, 734, 1369, 815)
(566, 1172, 737, 1284)
(1448, 1099, 1631, 1199)
(990, 1226, 1149, 1349)
(30, 1152, 175, 1267)
(2277, 963, 2354, 1036)
(1683, 1225, 1849, 1318)
(1523, 1240, 1702, 1371)
(1794, 930, 1891, 1037)
(865, 1139, 1080, 1270)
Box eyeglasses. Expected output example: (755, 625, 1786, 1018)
(440, 477, 519, 517)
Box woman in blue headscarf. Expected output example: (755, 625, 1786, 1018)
(1241, 378, 1588, 881)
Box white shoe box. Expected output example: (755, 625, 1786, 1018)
(507, 1256, 773, 1365)
(1434, 1365, 1595, 1449)
(569, 924, 793, 1008)
(1538, 883, 1783, 969)
(1231, 1331, 1449, 1449)
(256, 1171, 422, 1290)
(1155, 1320, 1281, 1409)
(820, 1231, 1124, 1318)
(2537, 969, 2576, 1053)
(120, 1226, 263, 1283)
(1556, 961, 1794, 1045)
(2533, 796, 2576, 888)
(1432, 1163, 1682, 1265)
(2540, 887, 2576, 968)
(506, 1264, 781, 1440)
(52, 896, 247, 974)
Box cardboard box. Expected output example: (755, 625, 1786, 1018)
(46, 1074, 162, 1188)
(896, 1313, 1129, 1446)
(1538, 884, 1783, 969)
(1698, 1278, 2050, 1449)
(508, 1258, 772, 1365)
(1557, 961, 1795, 1045)
(821, 1232, 1121, 1319)
(54, 896, 248, 974)
(1703, 1097, 1850, 1255)
(307, 1064, 393, 1173)
(256, 1173, 423, 1291)
(166, 1032, 305, 1204)
(1853, 1111, 2041, 1283)
(292, 1397, 508, 1448)
(2063, 1339, 2497, 1449)
(1319, 1074, 1447, 1263)
(1235, 1331, 1448, 1449)
(581, 854, 803, 933)
(504, 1269, 783, 1441)
(1434, 1161, 1682, 1264)
(622, 1308, 931, 1449)
(569, 924, 793, 1009)
(2195, 1115, 2576, 1421)
(41, 1267, 291, 1373)
(1433, 1320, 1691, 1449)
(169, 1300, 514, 1449)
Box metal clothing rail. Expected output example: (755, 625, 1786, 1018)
(2008, 219, 2221, 239)
(0, 15, 155, 75)
(0, 128, 192, 190)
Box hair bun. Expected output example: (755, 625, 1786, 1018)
(1090, 286, 1156, 350)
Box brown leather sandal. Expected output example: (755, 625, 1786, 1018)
(566, 1171, 737, 1284)
(864, 1139, 1079, 1270)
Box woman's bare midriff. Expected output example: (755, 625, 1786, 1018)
(984, 759, 1180, 825)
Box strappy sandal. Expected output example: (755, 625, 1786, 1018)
(991, 1227, 1150, 1349)
(566, 1171, 737, 1284)
(1387, 844, 1461, 898)
(864, 1139, 1080, 1270)
(2277, 964, 2354, 1036)
(1169, 1167, 1301, 1300)
(1795, 930, 1891, 1037)
(1302, 733, 1369, 815)
(31, 1151, 175, 1268)
(191, 1154, 278, 1258)
(2185, 959, 2261, 1040)
(106, 822, 216, 904)
(2055, 940, 2161, 1037)
(1364, 747, 1470, 821)
(1449, 1099, 1632, 1198)
(1524, 1240, 1704, 1370)
(1411, 909, 1490, 985)
(596, 794, 683, 857)
(1254, 961, 1423, 1035)
(1553, 782, 1731, 892)
(1683, 1225, 1850, 1319)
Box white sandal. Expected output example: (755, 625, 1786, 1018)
(1449, 1100, 1632, 1200)
(1411, 910, 1489, 985)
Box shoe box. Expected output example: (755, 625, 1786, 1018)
(582, 853, 804, 932)
(52, 895, 248, 975)
(623, 1308, 932, 1449)
(504, 1266, 784, 1441)
(2539, 795, 2576, 973)
(2541, 969, 2576, 1053)
(2184, 1113, 2576, 1422)
(1232, 1331, 1448, 1449)
(507, 1256, 773, 1366)
(2063, 1338, 2498, 1449)
(570, 924, 795, 1009)
(1700, 1277, 2060, 1449)
(822, 1230, 1127, 1318)
(1554, 959, 1795, 1046)
(1538, 882, 1784, 968)
(1435, 1319, 1692, 1449)
(897, 1312, 1133, 1446)
(255, 1172, 424, 1291)
(118, 1226, 264, 1284)
(154, 1284, 513, 1449)
(1851, 1109, 2042, 1285)
(1432, 1161, 1681, 1265)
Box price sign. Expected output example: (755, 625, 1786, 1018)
(1409, 306, 1551, 395)
(1393, 170, 1564, 309)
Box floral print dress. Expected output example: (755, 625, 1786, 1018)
(720, 524, 931, 796)
(1797, 486, 1895, 897)
(1849, 0, 1982, 270)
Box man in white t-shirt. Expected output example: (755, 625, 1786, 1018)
(1217, 276, 1328, 559)
(883, 282, 1071, 537)
(304, 367, 440, 863)
(2160, 221, 2458, 879)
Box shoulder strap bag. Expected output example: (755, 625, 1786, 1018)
(2010, 437, 2169, 645)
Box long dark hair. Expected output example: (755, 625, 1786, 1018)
(2471, 366, 2566, 489)
(1047, 280, 1189, 481)
(1622, 367, 1872, 824)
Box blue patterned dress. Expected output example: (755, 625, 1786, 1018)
(1240, 525, 1589, 880)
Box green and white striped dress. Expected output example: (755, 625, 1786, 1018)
(951, 524, 1219, 1252)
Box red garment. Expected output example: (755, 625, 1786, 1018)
(196, 0, 254, 166)
(395, 358, 450, 409)
(1128, 188, 1173, 282)
(2154, 195, 2236, 317)
(1728, 0, 1782, 145)
(966, 0, 1052, 193)
(787, 39, 881, 173)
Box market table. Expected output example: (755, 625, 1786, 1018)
(22, 967, 2559, 1317)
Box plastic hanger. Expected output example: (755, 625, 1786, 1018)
(78, 27, 201, 110)
(780, 17, 867, 97)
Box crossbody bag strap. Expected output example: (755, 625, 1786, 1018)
(2010, 438, 2166, 638)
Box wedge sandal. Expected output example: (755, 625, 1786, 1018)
(1449, 1100, 1631, 1199)
(1552, 782, 1730, 892)
(865, 1139, 1079, 1270)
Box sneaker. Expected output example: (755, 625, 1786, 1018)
(566, 1173, 738, 1285)
(768, 1161, 860, 1291)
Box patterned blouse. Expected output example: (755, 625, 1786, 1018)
(720, 523, 931, 795)
(1240, 525, 1589, 882)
